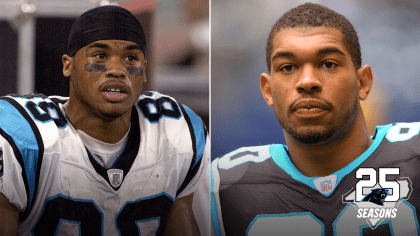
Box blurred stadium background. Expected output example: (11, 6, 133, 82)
(0, 0, 209, 128)
(2, 0, 420, 162)
(211, 0, 420, 159)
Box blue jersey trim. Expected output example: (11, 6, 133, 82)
(269, 124, 392, 196)
(402, 199, 420, 233)
(211, 159, 223, 236)
(332, 203, 352, 236)
(135, 216, 160, 236)
(182, 104, 205, 169)
(55, 219, 81, 235)
(0, 100, 39, 208)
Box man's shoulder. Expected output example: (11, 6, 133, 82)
(0, 94, 68, 112)
(136, 91, 206, 155)
(376, 122, 420, 141)
(136, 91, 205, 138)
(215, 144, 277, 168)
(0, 94, 71, 164)
(0, 93, 69, 135)
(369, 122, 420, 164)
(137, 91, 202, 125)
(212, 144, 286, 186)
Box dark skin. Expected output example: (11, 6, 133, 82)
(62, 39, 147, 144)
(260, 27, 374, 177)
(0, 193, 18, 236)
(0, 39, 200, 235)
(163, 193, 201, 236)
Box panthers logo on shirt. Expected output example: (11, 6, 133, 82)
(362, 188, 389, 206)
(211, 123, 420, 235)
(342, 167, 413, 229)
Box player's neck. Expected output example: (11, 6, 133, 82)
(63, 101, 131, 144)
(285, 111, 373, 177)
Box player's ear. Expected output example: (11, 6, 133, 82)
(62, 54, 73, 78)
(260, 73, 274, 107)
(357, 65, 373, 101)
(143, 59, 147, 83)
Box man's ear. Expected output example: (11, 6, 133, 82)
(357, 65, 373, 101)
(260, 73, 274, 107)
(62, 54, 73, 78)
(143, 59, 147, 83)
(142, 73, 147, 84)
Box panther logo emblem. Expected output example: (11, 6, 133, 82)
(361, 188, 389, 206)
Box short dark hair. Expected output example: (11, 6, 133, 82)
(266, 3, 361, 72)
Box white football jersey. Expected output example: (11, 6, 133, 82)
(0, 91, 209, 235)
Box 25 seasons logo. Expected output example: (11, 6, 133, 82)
(342, 168, 413, 229)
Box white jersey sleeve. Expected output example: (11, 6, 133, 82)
(137, 91, 209, 199)
(0, 136, 28, 212)
(175, 104, 209, 199)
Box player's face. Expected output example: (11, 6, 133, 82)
(260, 27, 372, 144)
(63, 39, 147, 118)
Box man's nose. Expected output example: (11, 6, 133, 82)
(106, 57, 126, 78)
(295, 65, 322, 93)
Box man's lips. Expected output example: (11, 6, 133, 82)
(100, 81, 129, 94)
(100, 81, 130, 101)
(291, 99, 330, 115)
(102, 91, 127, 101)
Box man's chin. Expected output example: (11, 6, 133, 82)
(99, 106, 131, 119)
(102, 112, 125, 119)
(287, 126, 335, 145)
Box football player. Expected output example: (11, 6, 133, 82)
(211, 3, 420, 235)
(0, 5, 208, 236)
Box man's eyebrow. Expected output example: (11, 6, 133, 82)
(271, 51, 296, 61)
(271, 47, 346, 62)
(124, 44, 141, 51)
(87, 42, 111, 50)
(317, 47, 345, 56)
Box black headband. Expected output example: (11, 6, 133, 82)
(67, 5, 146, 56)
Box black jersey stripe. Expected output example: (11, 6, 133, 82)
(0, 97, 44, 221)
(86, 107, 140, 191)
